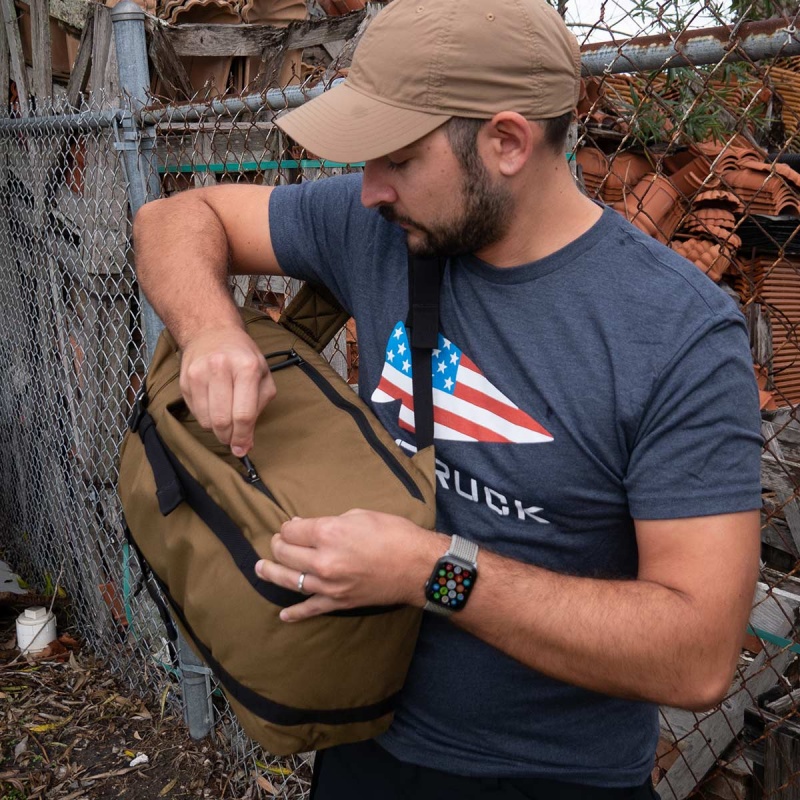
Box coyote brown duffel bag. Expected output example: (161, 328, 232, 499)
(117, 300, 437, 755)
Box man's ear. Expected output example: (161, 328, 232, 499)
(483, 112, 535, 177)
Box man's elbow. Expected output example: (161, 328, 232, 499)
(668, 652, 738, 712)
(132, 198, 167, 251)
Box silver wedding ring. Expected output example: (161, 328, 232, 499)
(297, 572, 308, 594)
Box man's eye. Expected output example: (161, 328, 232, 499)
(387, 159, 409, 172)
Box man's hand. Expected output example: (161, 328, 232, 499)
(180, 326, 277, 456)
(255, 510, 447, 621)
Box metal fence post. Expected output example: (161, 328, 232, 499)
(111, 0, 214, 742)
(111, 0, 164, 361)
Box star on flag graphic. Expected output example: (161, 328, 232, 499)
(370, 322, 554, 444)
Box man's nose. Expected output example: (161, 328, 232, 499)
(361, 160, 398, 209)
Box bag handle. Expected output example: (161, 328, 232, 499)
(278, 282, 351, 353)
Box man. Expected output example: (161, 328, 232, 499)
(132, 1, 763, 797)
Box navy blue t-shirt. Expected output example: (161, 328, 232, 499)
(269, 173, 762, 787)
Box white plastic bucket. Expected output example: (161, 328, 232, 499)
(16, 607, 57, 654)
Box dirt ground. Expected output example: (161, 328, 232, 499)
(0, 607, 310, 800)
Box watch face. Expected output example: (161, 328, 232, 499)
(426, 559, 476, 612)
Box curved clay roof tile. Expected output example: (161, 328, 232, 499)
(166, 0, 243, 24)
(694, 189, 744, 211)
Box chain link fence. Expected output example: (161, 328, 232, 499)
(1, 1, 800, 798)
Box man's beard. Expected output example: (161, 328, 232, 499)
(378, 163, 513, 258)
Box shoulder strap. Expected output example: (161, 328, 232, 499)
(278, 282, 350, 353)
(278, 255, 443, 451)
(407, 254, 444, 451)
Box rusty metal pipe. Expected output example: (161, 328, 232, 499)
(581, 17, 800, 75)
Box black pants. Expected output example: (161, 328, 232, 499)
(310, 739, 660, 800)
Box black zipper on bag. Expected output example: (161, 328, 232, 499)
(239, 350, 425, 505)
(295, 359, 425, 502)
(239, 454, 279, 505)
(238, 348, 424, 503)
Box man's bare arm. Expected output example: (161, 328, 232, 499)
(258, 509, 760, 710)
(133, 184, 283, 454)
(133, 184, 281, 344)
(450, 510, 760, 709)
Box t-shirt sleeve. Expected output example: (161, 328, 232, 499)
(624, 310, 763, 519)
(268, 173, 378, 313)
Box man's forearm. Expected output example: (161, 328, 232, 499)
(453, 550, 741, 711)
(133, 193, 242, 347)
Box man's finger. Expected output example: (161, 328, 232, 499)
(181, 364, 209, 428)
(230, 361, 269, 457)
(279, 594, 340, 622)
(270, 533, 318, 573)
(206, 367, 235, 445)
(255, 557, 314, 590)
(277, 518, 324, 547)
(254, 562, 333, 621)
(254, 559, 339, 622)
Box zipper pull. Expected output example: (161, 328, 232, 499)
(265, 349, 304, 372)
(239, 455, 261, 484)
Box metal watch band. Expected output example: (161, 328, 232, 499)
(423, 535, 479, 615)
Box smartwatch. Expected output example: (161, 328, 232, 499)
(424, 535, 479, 615)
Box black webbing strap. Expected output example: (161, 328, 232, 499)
(138, 414, 185, 516)
(125, 526, 178, 646)
(407, 254, 444, 451)
(146, 564, 401, 727)
(134, 411, 402, 617)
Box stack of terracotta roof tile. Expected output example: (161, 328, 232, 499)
(670, 186, 743, 281)
(737, 256, 800, 406)
(579, 72, 767, 141)
(575, 147, 608, 199)
(603, 152, 651, 204)
(670, 239, 735, 282)
(725, 159, 800, 215)
(607, 156, 710, 243)
(766, 62, 800, 141)
(317, 0, 367, 13)
(576, 138, 800, 287)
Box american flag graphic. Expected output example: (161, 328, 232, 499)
(371, 322, 554, 444)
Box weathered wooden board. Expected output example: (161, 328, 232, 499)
(658, 644, 796, 800)
(0, 0, 29, 114)
(0, 0, 9, 115)
(149, 22, 192, 100)
(50, 0, 90, 32)
(656, 580, 800, 800)
(762, 422, 800, 556)
(751, 580, 800, 635)
(66, 2, 94, 108)
(764, 724, 800, 799)
(80, 5, 126, 277)
(65, 280, 132, 484)
(88, 2, 117, 101)
(762, 456, 800, 506)
(155, 125, 277, 174)
(762, 514, 800, 561)
(29, 0, 52, 105)
(322, 3, 380, 81)
(162, 11, 365, 58)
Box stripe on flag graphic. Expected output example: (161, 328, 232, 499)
(371, 322, 554, 443)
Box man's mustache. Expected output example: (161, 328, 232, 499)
(378, 205, 429, 234)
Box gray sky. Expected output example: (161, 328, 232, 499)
(564, 0, 730, 43)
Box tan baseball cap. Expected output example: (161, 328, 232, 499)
(276, 0, 581, 163)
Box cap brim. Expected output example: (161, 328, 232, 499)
(275, 83, 451, 163)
